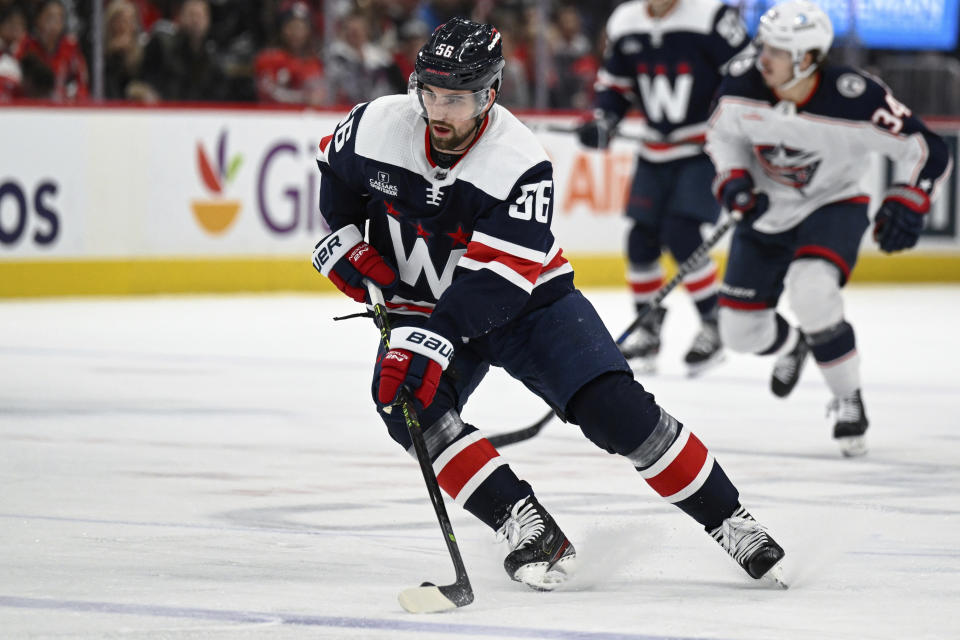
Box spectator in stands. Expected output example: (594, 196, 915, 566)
(0, 3, 25, 99)
(0, 3, 26, 53)
(326, 10, 395, 105)
(253, 0, 324, 105)
(390, 18, 427, 90)
(15, 0, 88, 101)
(137, 0, 228, 101)
(103, 0, 145, 99)
(549, 5, 597, 109)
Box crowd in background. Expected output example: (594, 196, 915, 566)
(0, 0, 958, 113)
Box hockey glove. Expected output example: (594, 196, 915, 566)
(576, 110, 618, 150)
(377, 327, 454, 410)
(873, 185, 930, 253)
(312, 224, 397, 303)
(715, 170, 769, 222)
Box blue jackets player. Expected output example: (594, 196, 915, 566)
(705, 0, 952, 457)
(577, 0, 749, 375)
(312, 17, 786, 591)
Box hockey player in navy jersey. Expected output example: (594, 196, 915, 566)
(577, 0, 750, 375)
(312, 17, 786, 591)
(705, 0, 952, 457)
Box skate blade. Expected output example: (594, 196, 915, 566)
(838, 435, 867, 458)
(761, 561, 789, 590)
(685, 351, 726, 378)
(514, 555, 577, 591)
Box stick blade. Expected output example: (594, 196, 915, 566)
(398, 581, 474, 614)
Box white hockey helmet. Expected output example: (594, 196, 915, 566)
(757, 0, 833, 87)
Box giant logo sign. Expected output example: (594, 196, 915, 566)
(0, 179, 59, 247)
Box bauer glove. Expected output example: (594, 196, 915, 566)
(377, 327, 454, 410)
(714, 170, 769, 222)
(312, 224, 397, 303)
(873, 184, 929, 253)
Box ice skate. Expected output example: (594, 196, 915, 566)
(619, 305, 667, 374)
(684, 320, 725, 377)
(496, 496, 576, 591)
(828, 389, 869, 457)
(770, 334, 809, 397)
(709, 506, 787, 588)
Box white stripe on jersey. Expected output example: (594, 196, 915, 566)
(470, 230, 547, 264)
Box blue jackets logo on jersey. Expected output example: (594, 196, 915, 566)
(755, 143, 822, 190)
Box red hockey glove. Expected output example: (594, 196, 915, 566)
(377, 327, 454, 410)
(873, 184, 930, 253)
(714, 170, 769, 221)
(312, 224, 397, 302)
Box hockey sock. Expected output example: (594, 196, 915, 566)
(568, 372, 739, 530)
(396, 409, 531, 530)
(662, 215, 719, 321)
(628, 261, 664, 309)
(808, 320, 860, 397)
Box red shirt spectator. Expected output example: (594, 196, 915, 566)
(255, 48, 324, 104)
(15, 1, 88, 101)
(254, 2, 324, 105)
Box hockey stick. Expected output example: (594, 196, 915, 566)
(486, 213, 739, 449)
(365, 281, 474, 614)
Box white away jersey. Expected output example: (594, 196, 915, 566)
(315, 95, 574, 343)
(706, 64, 952, 233)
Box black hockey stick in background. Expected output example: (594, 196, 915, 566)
(365, 281, 474, 614)
(487, 213, 739, 449)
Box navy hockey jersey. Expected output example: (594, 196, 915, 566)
(706, 64, 953, 234)
(316, 95, 575, 344)
(594, 0, 749, 162)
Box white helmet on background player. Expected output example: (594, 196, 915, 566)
(756, 0, 833, 89)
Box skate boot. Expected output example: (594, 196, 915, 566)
(619, 305, 667, 374)
(709, 505, 787, 588)
(828, 389, 869, 457)
(496, 496, 576, 591)
(684, 319, 725, 377)
(770, 334, 809, 397)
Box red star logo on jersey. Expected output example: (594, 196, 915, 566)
(415, 223, 431, 238)
(446, 225, 470, 247)
(385, 201, 401, 217)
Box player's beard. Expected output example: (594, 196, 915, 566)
(429, 119, 478, 153)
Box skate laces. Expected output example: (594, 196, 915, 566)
(689, 324, 720, 354)
(710, 507, 771, 567)
(773, 348, 801, 382)
(496, 498, 545, 551)
(827, 393, 862, 423)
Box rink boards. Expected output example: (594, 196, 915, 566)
(1, 105, 958, 297)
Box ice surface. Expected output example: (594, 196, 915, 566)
(1, 287, 958, 639)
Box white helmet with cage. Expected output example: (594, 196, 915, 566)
(756, 0, 834, 89)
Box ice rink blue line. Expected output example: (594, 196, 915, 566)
(0, 595, 722, 640)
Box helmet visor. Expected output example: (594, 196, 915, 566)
(408, 75, 491, 121)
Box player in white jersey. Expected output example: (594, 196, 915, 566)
(577, 0, 750, 375)
(705, 0, 952, 457)
(313, 17, 788, 593)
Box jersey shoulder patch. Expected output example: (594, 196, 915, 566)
(808, 66, 892, 122)
(352, 94, 419, 166)
(456, 106, 551, 201)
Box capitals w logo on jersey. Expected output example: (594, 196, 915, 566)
(637, 63, 693, 124)
(755, 143, 822, 190)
